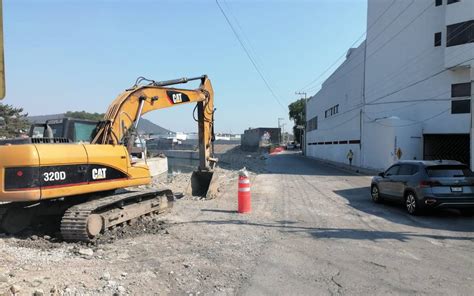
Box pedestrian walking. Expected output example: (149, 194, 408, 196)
(347, 149, 354, 166)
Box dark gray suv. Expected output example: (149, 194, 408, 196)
(371, 160, 474, 215)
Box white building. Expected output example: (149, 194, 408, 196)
(306, 0, 474, 171)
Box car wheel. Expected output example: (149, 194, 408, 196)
(405, 192, 421, 215)
(371, 185, 382, 203)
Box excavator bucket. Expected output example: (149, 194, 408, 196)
(186, 170, 220, 199)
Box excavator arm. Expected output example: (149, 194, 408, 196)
(91, 75, 216, 171)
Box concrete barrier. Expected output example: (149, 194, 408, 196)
(161, 150, 200, 160)
(136, 157, 168, 177)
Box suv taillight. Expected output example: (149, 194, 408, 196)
(420, 180, 442, 188)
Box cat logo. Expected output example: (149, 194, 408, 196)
(92, 168, 107, 180)
(166, 91, 190, 104)
(172, 93, 183, 103)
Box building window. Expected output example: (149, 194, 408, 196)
(307, 116, 318, 131)
(447, 20, 474, 47)
(325, 104, 339, 118)
(435, 0, 442, 6)
(452, 99, 470, 114)
(447, 0, 460, 4)
(451, 82, 471, 97)
(434, 32, 442, 46)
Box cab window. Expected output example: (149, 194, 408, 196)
(74, 122, 96, 143)
(49, 123, 64, 138)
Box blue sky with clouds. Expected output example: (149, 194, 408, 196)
(3, 0, 366, 134)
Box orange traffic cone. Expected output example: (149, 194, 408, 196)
(238, 168, 251, 213)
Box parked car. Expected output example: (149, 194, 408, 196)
(286, 141, 296, 150)
(371, 160, 474, 215)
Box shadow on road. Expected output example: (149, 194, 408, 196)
(201, 209, 237, 214)
(334, 187, 474, 233)
(266, 153, 373, 177)
(175, 219, 473, 242)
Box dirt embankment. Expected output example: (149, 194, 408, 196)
(0, 146, 267, 296)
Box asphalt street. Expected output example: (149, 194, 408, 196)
(241, 151, 474, 295)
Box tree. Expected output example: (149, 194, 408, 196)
(65, 111, 104, 121)
(288, 99, 305, 144)
(0, 103, 30, 138)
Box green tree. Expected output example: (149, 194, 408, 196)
(288, 99, 305, 144)
(65, 111, 104, 121)
(0, 103, 30, 138)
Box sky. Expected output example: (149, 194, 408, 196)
(3, 0, 367, 134)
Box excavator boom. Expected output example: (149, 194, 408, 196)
(92, 75, 216, 171)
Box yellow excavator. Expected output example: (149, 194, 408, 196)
(0, 75, 217, 241)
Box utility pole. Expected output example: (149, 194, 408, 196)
(295, 92, 307, 155)
(278, 117, 285, 144)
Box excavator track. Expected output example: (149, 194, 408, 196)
(61, 189, 174, 242)
(0, 204, 8, 231)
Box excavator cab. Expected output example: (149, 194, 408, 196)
(28, 118, 99, 143)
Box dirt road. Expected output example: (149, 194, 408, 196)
(0, 151, 473, 295)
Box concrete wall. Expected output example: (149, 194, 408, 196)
(162, 150, 199, 160)
(306, 41, 365, 166)
(364, 117, 423, 171)
(136, 157, 168, 177)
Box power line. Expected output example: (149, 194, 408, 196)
(215, 0, 287, 112)
(364, 108, 451, 128)
(308, 10, 472, 101)
(222, 0, 265, 71)
(316, 112, 361, 131)
(364, 22, 474, 98)
(307, 54, 473, 133)
(297, 0, 399, 92)
(305, 0, 434, 94)
(366, 91, 451, 106)
(368, 57, 474, 105)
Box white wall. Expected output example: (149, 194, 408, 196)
(306, 42, 365, 166)
(363, 0, 473, 169)
(364, 117, 422, 171)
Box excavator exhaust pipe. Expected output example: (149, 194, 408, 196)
(187, 170, 219, 199)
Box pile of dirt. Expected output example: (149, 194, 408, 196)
(95, 215, 169, 244)
(218, 147, 267, 174)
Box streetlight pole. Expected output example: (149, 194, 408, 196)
(295, 92, 307, 155)
(278, 117, 284, 144)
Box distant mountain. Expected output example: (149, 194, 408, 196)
(136, 118, 172, 135)
(27, 114, 172, 135)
